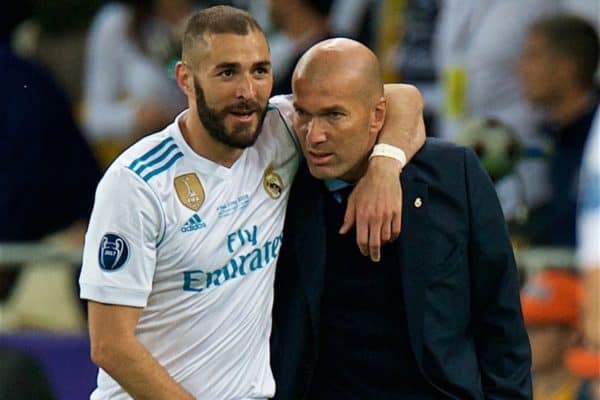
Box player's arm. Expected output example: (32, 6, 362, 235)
(88, 301, 195, 400)
(80, 167, 192, 399)
(343, 83, 425, 261)
(378, 83, 425, 159)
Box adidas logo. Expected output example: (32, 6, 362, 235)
(181, 214, 207, 233)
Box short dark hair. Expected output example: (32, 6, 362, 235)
(182, 5, 266, 65)
(305, 0, 333, 17)
(530, 14, 599, 88)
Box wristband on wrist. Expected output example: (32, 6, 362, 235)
(368, 143, 407, 170)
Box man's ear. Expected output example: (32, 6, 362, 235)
(370, 96, 387, 134)
(175, 61, 194, 97)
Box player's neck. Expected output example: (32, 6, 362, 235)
(549, 87, 595, 126)
(179, 111, 243, 168)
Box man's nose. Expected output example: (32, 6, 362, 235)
(236, 74, 256, 99)
(305, 118, 327, 144)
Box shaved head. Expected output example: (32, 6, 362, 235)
(293, 38, 383, 106)
(291, 38, 387, 182)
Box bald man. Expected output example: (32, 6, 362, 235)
(271, 38, 532, 400)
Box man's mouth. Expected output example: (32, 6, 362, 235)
(229, 110, 256, 123)
(307, 151, 334, 165)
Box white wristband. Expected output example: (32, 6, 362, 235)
(369, 143, 407, 169)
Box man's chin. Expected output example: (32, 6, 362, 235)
(307, 165, 335, 180)
(227, 129, 261, 149)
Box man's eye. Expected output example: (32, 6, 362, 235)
(219, 69, 234, 78)
(328, 112, 344, 119)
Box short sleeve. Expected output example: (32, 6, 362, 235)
(79, 166, 164, 307)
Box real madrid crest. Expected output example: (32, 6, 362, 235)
(263, 163, 284, 199)
(174, 173, 205, 211)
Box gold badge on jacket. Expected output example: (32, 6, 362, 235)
(174, 173, 205, 211)
(263, 163, 284, 199)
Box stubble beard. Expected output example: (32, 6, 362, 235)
(193, 77, 267, 149)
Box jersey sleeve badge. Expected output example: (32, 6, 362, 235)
(98, 233, 130, 271)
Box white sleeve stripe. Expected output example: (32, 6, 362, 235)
(80, 283, 149, 307)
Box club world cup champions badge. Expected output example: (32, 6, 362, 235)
(174, 173, 205, 211)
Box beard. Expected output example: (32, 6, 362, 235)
(193, 76, 267, 149)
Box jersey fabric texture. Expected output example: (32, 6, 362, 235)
(79, 96, 299, 400)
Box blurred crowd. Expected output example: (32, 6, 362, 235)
(0, 0, 599, 398)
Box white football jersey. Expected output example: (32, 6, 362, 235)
(79, 96, 299, 400)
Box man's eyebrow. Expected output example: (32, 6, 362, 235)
(318, 106, 345, 114)
(213, 61, 271, 71)
(292, 102, 311, 113)
(214, 62, 240, 70)
(254, 61, 272, 69)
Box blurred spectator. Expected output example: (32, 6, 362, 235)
(521, 269, 585, 399)
(566, 347, 600, 400)
(1, 0, 101, 289)
(518, 14, 599, 247)
(434, 0, 558, 140)
(11, 0, 103, 104)
(244, 0, 297, 89)
(433, 0, 558, 221)
(561, 0, 600, 33)
(83, 0, 192, 167)
(394, 0, 440, 135)
(0, 0, 99, 396)
(252, 0, 376, 93)
(329, 0, 378, 47)
(564, 105, 600, 399)
(268, 0, 334, 96)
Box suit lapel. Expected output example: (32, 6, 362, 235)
(291, 165, 327, 337)
(398, 167, 429, 370)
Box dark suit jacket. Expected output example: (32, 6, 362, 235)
(271, 139, 532, 400)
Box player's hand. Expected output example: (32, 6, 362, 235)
(340, 157, 403, 262)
